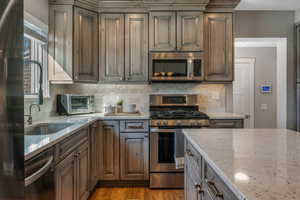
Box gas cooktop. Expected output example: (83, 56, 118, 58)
(150, 110, 209, 120)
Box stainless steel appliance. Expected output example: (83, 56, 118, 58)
(25, 148, 55, 200)
(149, 94, 209, 188)
(0, 0, 24, 198)
(57, 94, 95, 115)
(296, 24, 300, 131)
(149, 52, 204, 82)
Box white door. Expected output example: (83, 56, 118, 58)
(233, 58, 255, 128)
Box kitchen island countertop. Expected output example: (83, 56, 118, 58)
(183, 128, 300, 200)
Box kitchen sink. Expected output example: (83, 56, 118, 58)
(25, 123, 74, 135)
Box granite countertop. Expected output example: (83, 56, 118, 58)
(183, 129, 300, 200)
(25, 113, 150, 161)
(207, 112, 245, 119)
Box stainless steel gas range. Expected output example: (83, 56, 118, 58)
(149, 94, 209, 189)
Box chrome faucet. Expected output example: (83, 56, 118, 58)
(25, 104, 41, 125)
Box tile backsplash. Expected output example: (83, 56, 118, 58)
(64, 83, 230, 114)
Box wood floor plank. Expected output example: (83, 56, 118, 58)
(89, 187, 184, 200)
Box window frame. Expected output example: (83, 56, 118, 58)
(24, 17, 50, 99)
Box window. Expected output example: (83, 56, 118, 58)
(24, 20, 49, 98)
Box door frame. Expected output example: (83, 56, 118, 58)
(235, 38, 287, 128)
(234, 58, 255, 128)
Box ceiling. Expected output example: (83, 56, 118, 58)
(236, 0, 300, 11)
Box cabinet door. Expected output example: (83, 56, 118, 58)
(125, 14, 149, 82)
(149, 12, 176, 51)
(73, 7, 98, 83)
(99, 121, 120, 180)
(204, 13, 233, 81)
(56, 152, 77, 200)
(77, 141, 90, 200)
(185, 173, 203, 200)
(48, 5, 73, 83)
(120, 132, 149, 180)
(177, 12, 204, 51)
(89, 122, 99, 191)
(99, 14, 125, 82)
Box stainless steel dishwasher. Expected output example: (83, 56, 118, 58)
(25, 148, 55, 200)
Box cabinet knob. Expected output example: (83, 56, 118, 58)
(186, 149, 194, 157)
(195, 184, 204, 194)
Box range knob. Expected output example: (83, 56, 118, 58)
(176, 120, 182, 126)
(190, 121, 196, 126)
(156, 121, 161, 126)
(163, 121, 168, 126)
(195, 121, 201, 126)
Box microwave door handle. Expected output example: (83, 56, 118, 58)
(25, 156, 53, 187)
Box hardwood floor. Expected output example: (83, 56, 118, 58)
(89, 187, 184, 200)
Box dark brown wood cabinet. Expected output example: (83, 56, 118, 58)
(149, 12, 176, 51)
(55, 140, 89, 200)
(89, 122, 100, 190)
(125, 14, 149, 82)
(100, 14, 149, 83)
(149, 11, 204, 51)
(99, 121, 120, 180)
(99, 14, 125, 82)
(56, 152, 77, 200)
(204, 13, 233, 82)
(120, 132, 149, 180)
(74, 7, 99, 83)
(177, 12, 204, 51)
(49, 5, 99, 83)
(77, 142, 90, 200)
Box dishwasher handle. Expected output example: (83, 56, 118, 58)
(25, 156, 54, 187)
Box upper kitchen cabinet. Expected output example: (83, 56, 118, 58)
(99, 13, 149, 83)
(177, 12, 204, 51)
(74, 7, 99, 83)
(49, 5, 99, 84)
(99, 14, 125, 82)
(204, 13, 233, 82)
(149, 12, 176, 51)
(125, 14, 149, 82)
(149, 11, 204, 51)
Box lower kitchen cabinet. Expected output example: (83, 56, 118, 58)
(56, 152, 77, 200)
(120, 132, 149, 180)
(89, 122, 100, 190)
(55, 140, 89, 200)
(99, 121, 120, 180)
(77, 142, 90, 200)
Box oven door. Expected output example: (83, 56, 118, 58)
(150, 128, 184, 172)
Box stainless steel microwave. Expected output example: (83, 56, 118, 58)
(57, 94, 95, 115)
(149, 52, 204, 82)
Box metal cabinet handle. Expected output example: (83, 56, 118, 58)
(207, 180, 224, 199)
(195, 184, 204, 194)
(128, 125, 144, 129)
(186, 149, 194, 157)
(25, 156, 54, 187)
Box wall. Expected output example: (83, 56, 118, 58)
(64, 84, 230, 114)
(235, 11, 296, 130)
(235, 47, 277, 128)
(295, 9, 300, 23)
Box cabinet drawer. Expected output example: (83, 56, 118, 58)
(210, 119, 243, 128)
(185, 141, 202, 170)
(204, 162, 239, 200)
(120, 120, 149, 132)
(55, 128, 88, 164)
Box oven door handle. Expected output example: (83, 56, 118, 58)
(25, 156, 53, 187)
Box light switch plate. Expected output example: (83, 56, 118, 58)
(260, 104, 268, 110)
